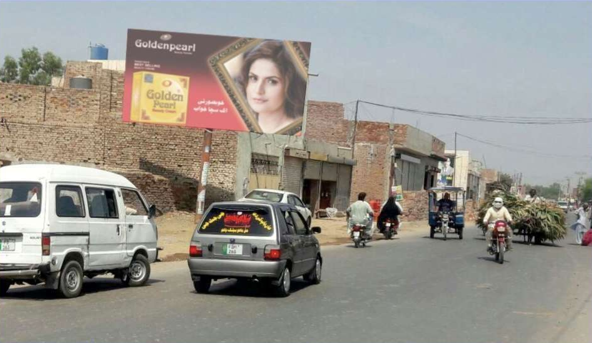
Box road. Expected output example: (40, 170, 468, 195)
(1, 219, 591, 343)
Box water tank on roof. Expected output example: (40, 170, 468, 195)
(90, 44, 108, 60)
(69, 76, 92, 89)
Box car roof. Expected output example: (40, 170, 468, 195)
(210, 200, 297, 211)
(0, 164, 136, 189)
(246, 189, 296, 196)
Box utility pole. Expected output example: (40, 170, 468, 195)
(352, 100, 359, 154)
(575, 171, 586, 201)
(454, 132, 457, 187)
(195, 129, 213, 223)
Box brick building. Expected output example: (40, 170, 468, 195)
(306, 101, 447, 220)
(0, 61, 354, 213)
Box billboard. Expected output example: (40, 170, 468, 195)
(123, 29, 311, 135)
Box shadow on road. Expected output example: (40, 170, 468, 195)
(477, 256, 511, 264)
(421, 236, 462, 241)
(194, 278, 314, 298)
(1, 278, 165, 301)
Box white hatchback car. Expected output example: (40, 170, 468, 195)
(240, 189, 313, 226)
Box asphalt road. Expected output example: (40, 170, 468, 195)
(1, 219, 591, 343)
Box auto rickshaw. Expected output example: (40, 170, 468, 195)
(428, 187, 465, 240)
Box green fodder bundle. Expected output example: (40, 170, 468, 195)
(477, 190, 566, 243)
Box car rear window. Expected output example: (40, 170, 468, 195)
(245, 191, 283, 202)
(0, 182, 42, 218)
(198, 206, 274, 236)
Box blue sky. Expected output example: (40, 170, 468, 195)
(1, 1, 591, 188)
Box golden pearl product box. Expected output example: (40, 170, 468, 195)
(131, 71, 190, 125)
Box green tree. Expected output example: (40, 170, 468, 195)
(499, 173, 513, 190)
(18, 47, 42, 84)
(581, 178, 592, 202)
(0, 56, 18, 83)
(1, 47, 64, 85)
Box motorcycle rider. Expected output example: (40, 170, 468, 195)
(346, 192, 374, 238)
(437, 193, 455, 212)
(571, 203, 589, 245)
(483, 197, 513, 252)
(377, 195, 402, 233)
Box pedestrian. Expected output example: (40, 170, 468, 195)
(570, 203, 589, 245)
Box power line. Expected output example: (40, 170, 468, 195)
(456, 133, 592, 160)
(358, 100, 592, 125)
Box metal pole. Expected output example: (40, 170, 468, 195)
(454, 132, 457, 187)
(352, 100, 359, 153)
(195, 129, 213, 223)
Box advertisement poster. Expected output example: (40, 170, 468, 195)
(123, 29, 312, 136)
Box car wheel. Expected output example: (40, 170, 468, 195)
(194, 277, 212, 294)
(58, 260, 83, 299)
(304, 257, 322, 284)
(0, 280, 10, 296)
(275, 267, 291, 297)
(124, 254, 151, 287)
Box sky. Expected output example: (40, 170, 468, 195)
(0, 1, 591, 189)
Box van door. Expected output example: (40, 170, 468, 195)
(121, 189, 156, 258)
(52, 184, 90, 265)
(85, 187, 126, 268)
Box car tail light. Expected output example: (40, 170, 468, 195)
(42, 235, 51, 256)
(189, 244, 202, 257)
(264, 245, 281, 261)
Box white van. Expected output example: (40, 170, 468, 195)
(0, 164, 159, 298)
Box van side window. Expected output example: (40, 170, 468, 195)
(290, 211, 308, 235)
(86, 188, 118, 219)
(56, 186, 85, 218)
(282, 210, 296, 235)
(121, 189, 148, 216)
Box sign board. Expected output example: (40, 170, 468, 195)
(123, 29, 312, 136)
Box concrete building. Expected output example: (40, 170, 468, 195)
(306, 101, 447, 221)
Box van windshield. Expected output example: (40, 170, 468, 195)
(198, 206, 274, 237)
(0, 182, 42, 218)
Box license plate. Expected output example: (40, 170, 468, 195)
(223, 244, 243, 255)
(353, 231, 360, 238)
(386, 223, 391, 227)
(0, 238, 15, 251)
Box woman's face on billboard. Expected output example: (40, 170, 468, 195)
(246, 58, 286, 116)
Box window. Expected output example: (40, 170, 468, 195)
(86, 188, 118, 219)
(293, 196, 306, 208)
(288, 196, 296, 206)
(244, 190, 283, 202)
(121, 189, 148, 216)
(0, 182, 42, 218)
(56, 186, 85, 218)
(197, 206, 274, 236)
(290, 212, 308, 235)
(283, 211, 296, 234)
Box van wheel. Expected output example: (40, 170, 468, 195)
(58, 260, 83, 298)
(275, 267, 291, 297)
(124, 254, 150, 287)
(304, 257, 322, 285)
(194, 277, 212, 293)
(0, 281, 10, 296)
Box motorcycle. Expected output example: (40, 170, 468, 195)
(382, 218, 399, 240)
(351, 223, 370, 248)
(488, 220, 509, 264)
(438, 211, 452, 241)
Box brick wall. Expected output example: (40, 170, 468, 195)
(305, 101, 350, 146)
(282, 156, 303, 195)
(400, 190, 429, 222)
(63, 61, 103, 89)
(0, 63, 240, 213)
(350, 143, 389, 203)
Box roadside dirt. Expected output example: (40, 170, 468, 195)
(155, 212, 428, 262)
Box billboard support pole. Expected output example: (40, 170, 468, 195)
(195, 129, 213, 223)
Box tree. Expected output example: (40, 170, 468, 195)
(18, 47, 42, 84)
(581, 178, 592, 202)
(0, 47, 63, 85)
(499, 173, 513, 190)
(525, 183, 562, 200)
(0, 56, 18, 83)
